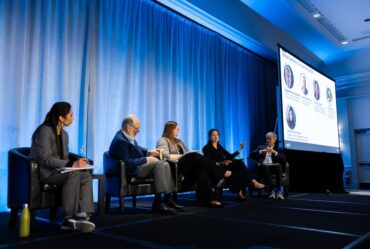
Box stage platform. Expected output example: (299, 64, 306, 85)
(1, 191, 369, 249)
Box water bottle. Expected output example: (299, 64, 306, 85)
(19, 203, 30, 238)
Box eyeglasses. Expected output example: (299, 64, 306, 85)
(130, 124, 140, 133)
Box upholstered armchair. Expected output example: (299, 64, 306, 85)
(103, 151, 156, 213)
(7, 147, 92, 227)
(247, 157, 290, 197)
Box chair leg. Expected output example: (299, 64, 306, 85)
(195, 190, 200, 202)
(98, 177, 105, 215)
(248, 185, 253, 198)
(257, 187, 262, 197)
(245, 188, 250, 201)
(49, 207, 58, 221)
(8, 208, 18, 228)
(119, 197, 125, 214)
(216, 188, 223, 200)
(105, 194, 111, 212)
(285, 185, 289, 198)
(30, 210, 36, 233)
(132, 196, 137, 207)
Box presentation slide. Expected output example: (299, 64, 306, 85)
(278, 46, 340, 153)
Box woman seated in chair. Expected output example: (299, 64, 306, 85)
(156, 121, 231, 207)
(203, 129, 264, 201)
(29, 102, 95, 232)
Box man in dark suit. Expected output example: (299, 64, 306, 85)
(109, 115, 182, 214)
(250, 132, 287, 200)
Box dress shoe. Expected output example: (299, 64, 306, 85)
(166, 200, 186, 212)
(152, 202, 177, 215)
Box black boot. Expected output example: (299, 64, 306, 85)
(165, 193, 185, 212)
(152, 193, 177, 215)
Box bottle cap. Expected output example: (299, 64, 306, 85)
(23, 203, 28, 208)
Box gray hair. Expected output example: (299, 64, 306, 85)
(266, 132, 277, 140)
(121, 114, 138, 129)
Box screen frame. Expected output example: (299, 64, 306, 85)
(277, 44, 341, 154)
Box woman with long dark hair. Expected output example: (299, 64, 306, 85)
(203, 129, 264, 200)
(157, 121, 231, 207)
(29, 102, 95, 232)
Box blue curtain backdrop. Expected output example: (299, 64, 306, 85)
(0, 0, 93, 211)
(0, 0, 277, 211)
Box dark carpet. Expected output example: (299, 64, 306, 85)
(1, 191, 370, 249)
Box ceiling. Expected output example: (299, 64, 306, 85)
(158, 0, 370, 80)
(241, 0, 370, 64)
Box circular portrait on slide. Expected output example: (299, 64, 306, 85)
(284, 64, 294, 89)
(313, 80, 320, 100)
(286, 105, 296, 130)
(301, 73, 308, 95)
(326, 87, 333, 104)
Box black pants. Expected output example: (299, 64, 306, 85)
(224, 160, 253, 193)
(259, 164, 284, 191)
(178, 152, 224, 204)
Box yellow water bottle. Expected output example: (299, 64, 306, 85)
(19, 203, 30, 238)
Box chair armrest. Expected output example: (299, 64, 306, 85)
(247, 157, 261, 167)
(166, 160, 179, 178)
(166, 160, 182, 191)
(284, 162, 289, 171)
(103, 153, 121, 176)
(119, 161, 129, 196)
(282, 162, 289, 184)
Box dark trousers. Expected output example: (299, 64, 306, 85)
(42, 170, 95, 218)
(178, 152, 224, 204)
(224, 160, 253, 193)
(259, 164, 283, 191)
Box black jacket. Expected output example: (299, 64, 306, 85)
(250, 145, 287, 165)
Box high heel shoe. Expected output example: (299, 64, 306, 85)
(209, 200, 223, 208)
(252, 179, 265, 189)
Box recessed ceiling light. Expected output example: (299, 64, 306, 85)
(312, 12, 321, 18)
(341, 41, 349, 45)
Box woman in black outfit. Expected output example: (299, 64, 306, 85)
(157, 121, 231, 207)
(203, 129, 264, 200)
